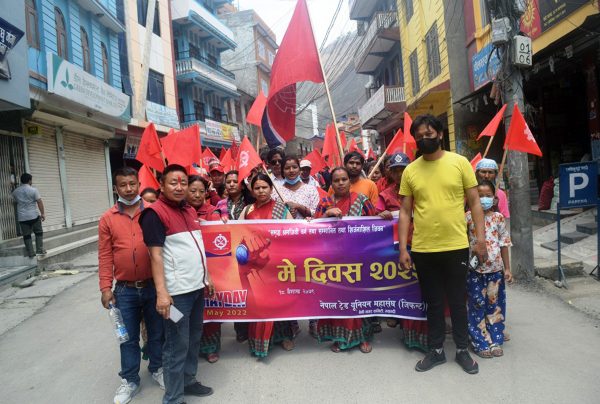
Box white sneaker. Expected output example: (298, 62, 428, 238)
(152, 368, 165, 390)
(114, 378, 140, 404)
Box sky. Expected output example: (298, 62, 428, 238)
(236, 0, 353, 47)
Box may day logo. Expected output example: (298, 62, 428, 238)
(203, 232, 232, 258)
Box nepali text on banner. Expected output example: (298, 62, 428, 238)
(200, 217, 426, 322)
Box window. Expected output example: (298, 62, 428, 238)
(409, 50, 420, 95)
(101, 42, 110, 84)
(55, 7, 68, 59)
(268, 50, 275, 66)
(212, 107, 222, 121)
(81, 27, 91, 73)
(404, 0, 414, 22)
(193, 101, 205, 121)
(137, 0, 160, 36)
(479, 0, 489, 28)
(25, 0, 39, 49)
(425, 23, 441, 81)
(147, 69, 165, 105)
(257, 41, 266, 59)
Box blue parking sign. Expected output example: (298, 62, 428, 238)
(559, 162, 598, 208)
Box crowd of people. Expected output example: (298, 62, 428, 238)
(96, 114, 513, 404)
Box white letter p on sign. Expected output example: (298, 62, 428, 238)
(569, 173, 589, 198)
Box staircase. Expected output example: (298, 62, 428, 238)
(0, 223, 98, 288)
(540, 215, 597, 251)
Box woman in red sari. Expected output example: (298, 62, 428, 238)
(314, 167, 378, 353)
(186, 175, 225, 363)
(239, 173, 295, 358)
(375, 153, 428, 352)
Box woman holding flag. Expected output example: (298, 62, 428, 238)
(239, 173, 296, 357)
(314, 167, 378, 353)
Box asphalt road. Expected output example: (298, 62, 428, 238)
(2, 275, 599, 404)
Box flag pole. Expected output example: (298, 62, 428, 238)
(483, 135, 495, 158)
(306, 4, 344, 163)
(368, 152, 386, 179)
(497, 148, 509, 188)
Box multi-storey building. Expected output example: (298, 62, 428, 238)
(219, 6, 277, 148)
(462, 0, 600, 190)
(350, 0, 405, 150)
(171, 0, 240, 152)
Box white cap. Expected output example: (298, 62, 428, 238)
(300, 159, 312, 168)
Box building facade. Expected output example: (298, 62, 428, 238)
(171, 0, 240, 151)
(219, 6, 277, 148)
(350, 0, 405, 151)
(462, 0, 600, 191)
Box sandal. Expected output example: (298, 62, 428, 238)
(386, 319, 399, 328)
(309, 322, 318, 339)
(372, 323, 382, 334)
(491, 346, 504, 357)
(206, 353, 219, 363)
(330, 343, 341, 353)
(474, 349, 493, 359)
(236, 334, 248, 343)
(503, 331, 511, 342)
(359, 342, 372, 354)
(281, 339, 295, 351)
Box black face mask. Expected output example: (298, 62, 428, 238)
(416, 137, 441, 154)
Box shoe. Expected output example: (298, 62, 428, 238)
(207, 353, 219, 363)
(113, 378, 140, 404)
(456, 349, 479, 374)
(36, 249, 47, 255)
(415, 350, 446, 372)
(184, 382, 214, 397)
(281, 339, 295, 351)
(309, 320, 318, 339)
(151, 368, 165, 390)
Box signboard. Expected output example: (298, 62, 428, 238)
(0, 16, 24, 61)
(520, 0, 588, 40)
(145, 101, 180, 129)
(472, 43, 501, 90)
(123, 135, 140, 159)
(205, 118, 240, 144)
(0, 2, 29, 110)
(47, 53, 131, 121)
(559, 162, 598, 208)
(201, 217, 425, 322)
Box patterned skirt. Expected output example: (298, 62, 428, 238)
(317, 318, 372, 350)
(401, 319, 428, 352)
(199, 322, 221, 354)
(248, 321, 294, 358)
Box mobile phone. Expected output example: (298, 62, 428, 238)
(169, 305, 184, 323)
(469, 255, 479, 270)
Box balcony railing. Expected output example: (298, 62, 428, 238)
(181, 112, 238, 128)
(176, 50, 235, 79)
(355, 11, 398, 64)
(171, 0, 235, 47)
(358, 85, 405, 126)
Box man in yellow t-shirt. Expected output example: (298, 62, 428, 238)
(398, 114, 487, 375)
(328, 151, 379, 205)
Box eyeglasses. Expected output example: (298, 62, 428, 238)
(270, 160, 282, 165)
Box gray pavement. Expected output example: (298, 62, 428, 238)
(1, 252, 600, 403)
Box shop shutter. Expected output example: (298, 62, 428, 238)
(63, 132, 110, 225)
(26, 126, 66, 230)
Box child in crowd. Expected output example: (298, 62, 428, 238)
(466, 180, 512, 358)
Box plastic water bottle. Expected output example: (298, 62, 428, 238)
(108, 303, 129, 343)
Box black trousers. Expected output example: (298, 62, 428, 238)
(411, 248, 469, 350)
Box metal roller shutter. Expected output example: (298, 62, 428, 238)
(0, 135, 26, 240)
(26, 126, 66, 230)
(63, 132, 110, 225)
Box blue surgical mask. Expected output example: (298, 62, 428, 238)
(284, 176, 302, 186)
(480, 196, 494, 211)
(118, 195, 141, 206)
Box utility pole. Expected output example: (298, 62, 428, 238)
(488, 0, 535, 281)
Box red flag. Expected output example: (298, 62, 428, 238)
(304, 149, 327, 173)
(477, 104, 507, 140)
(138, 164, 160, 192)
(136, 123, 165, 172)
(321, 123, 342, 167)
(219, 146, 227, 161)
(367, 148, 376, 160)
(246, 90, 267, 127)
(470, 153, 483, 171)
(385, 128, 417, 160)
(348, 138, 365, 157)
(201, 147, 218, 167)
(504, 105, 543, 157)
(236, 136, 263, 183)
(220, 148, 235, 172)
(403, 112, 413, 140)
(230, 138, 240, 161)
(161, 125, 202, 167)
(263, 0, 324, 145)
